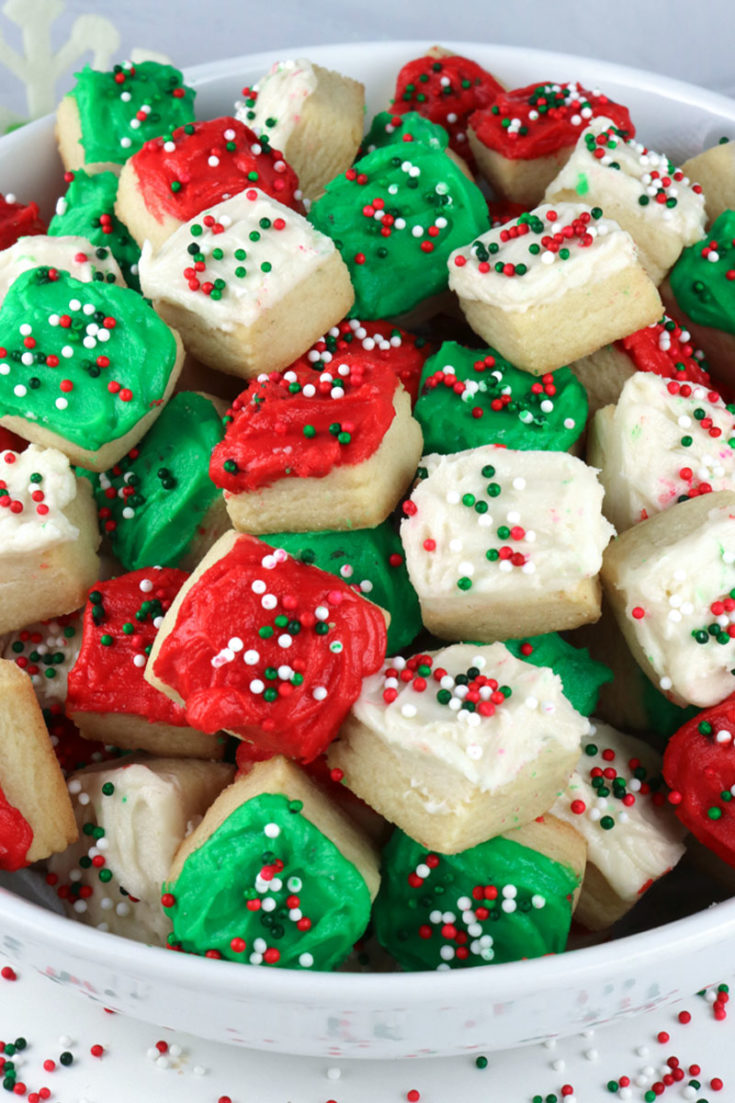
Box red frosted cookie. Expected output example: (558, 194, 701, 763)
(392, 49, 504, 165)
(293, 317, 432, 407)
(115, 117, 302, 249)
(468, 81, 634, 206)
(146, 531, 388, 763)
(0, 192, 47, 250)
(664, 696, 735, 867)
(209, 354, 422, 533)
(66, 566, 225, 759)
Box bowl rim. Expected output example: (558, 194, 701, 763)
(2, 39, 735, 1006)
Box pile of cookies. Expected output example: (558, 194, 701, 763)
(1, 46, 734, 974)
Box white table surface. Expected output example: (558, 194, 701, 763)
(0, 957, 732, 1102)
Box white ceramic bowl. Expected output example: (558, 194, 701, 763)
(1, 41, 735, 1059)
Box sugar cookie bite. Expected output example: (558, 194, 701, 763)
(49, 756, 233, 943)
(0, 659, 77, 869)
(146, 532, 387, 763)
(236, 58, 364, 201)
(0, 268, 184, 472)
(372, 815, 585, 970)
(209, 353, 422, 535)
(602, 490, 735, 708)
(1, 611, 82, 710)
(551, 720, 686, 929)
(116, 117, 302, 251)
(328, 641, 590, 853)
(0, 192, 46, 250)
(66, 567, 225, 759)
(0, 234, 124, 308)
(400, 445, 614, 641)
(138, 190, 354, 380)
(163, 756, 380, 969)
(49, 169, 142, 289)
(588, 372, 735, 532)
(544, 117, 706, 285)
(308, 142, 489, 319)
(80, 391, 228, 572)
(682, 138, 735, 225)
(0, 445, 100, 635)
(448, 203, 662, 375)
(468, 81, 634, 206)
(55, 60, 196, 176)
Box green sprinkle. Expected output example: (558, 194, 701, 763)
(457, 576, 473, 590)
(101, 782, 115, 796)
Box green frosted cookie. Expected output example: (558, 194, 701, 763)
(373, 828, 580, 970)
(505, 632, 612, 717)
(263, 523, 422, 653)
(80, 392, 224, 570)
(669, 209, 735, 334)
(49, 169, 141, 290)
(308, 143, 488, 318)
(0, 267, 178, 464)
(163, 792, 372, 970)
(67, 60, 195, 170)
(360, 110, 450, 157)
(414, 342, 587, 454)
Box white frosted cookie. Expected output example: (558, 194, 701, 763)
(400, 445, 614, 640)
(545, 117, 706, 285)
(588, 373, 735, 532)
(0, 659, 77, 867)
(138, 188, 354, 380)
(682, 140, 735, 226)
(551, 719, 686, 929)
(0, 235, 124, 305)
(1, 611, 82, 709)
(235, 58, 364, 201)
(47, 757, 235, 944)
(602, 490, 735, 707)
(447, 202, 662, 375)
(0, 445, 100, 634)
(328, 641, 590, 853)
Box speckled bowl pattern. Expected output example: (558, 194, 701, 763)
(1, 42, 735, 1058)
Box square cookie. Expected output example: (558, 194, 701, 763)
(400, 445, 614, 640)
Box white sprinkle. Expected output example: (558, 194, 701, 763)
(139, 578, 153, 592)
(55, 397, 68, 410)
(264, 822, 280, 838)
(249, 679, 265, 694)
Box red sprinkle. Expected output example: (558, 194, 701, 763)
(0, 967, 16, 981)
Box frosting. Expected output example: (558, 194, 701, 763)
(210, 356, 398, 494)
(48, 169, 141, 290)
(504, 632, 612, 717)
(44, 708, 120, 777)
(448, 203, 637, 313)
(361, 110, 450, 157)
(351, 642, 589, 794)
(619, 312, 716, 392)
(164, 792, 372, 970)
(235, 58, 318, 153)
(0, 192, 46, 250)
(150, 534, 387, 762)
(70, 60, 195, 167)
(1, 612, 82, 707)
(372, 827, 580, 970)
(138, 188, 338, 330)
(66, 566, 192, 727)
(591, 373, 735, 531)
(669, 210, 735, 334)
(292, 316, 431, 406)
(552, 720, 685, 901)
(400, 445, 614, 599)
(261, 522, 422, 653)
(608, 493, 735, 707)
(0, 783, 33, 871)
(545, 117, 705, 246)
(308, 143, 489, 318)
(80, 392, 223, 571)
(0, 445, 79, 554)
(391, 53, 503, 162)
(126, 117, 301, 227)
(664, 697, 735, 867)
(413, 340, 587, 453)
(469, 81, 633, 160)
(0, 234, 123, 305)
(0, 268, 178, 453)
(48, 758, 231, 943)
